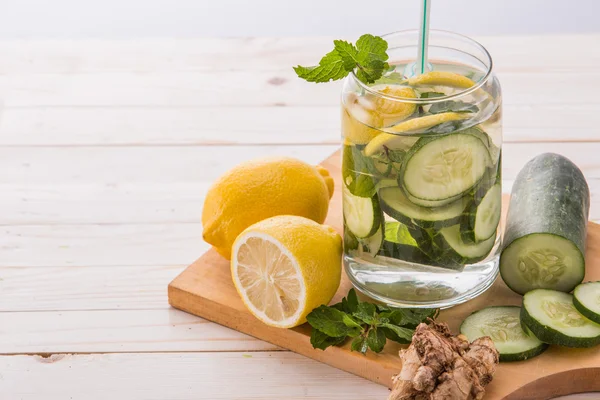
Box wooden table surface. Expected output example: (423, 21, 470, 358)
(1, 35, 599, 399)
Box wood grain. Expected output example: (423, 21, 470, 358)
(1, 36, 599, 74)
(0, 70, 599, 108)
(0, 265, 182, 311)
(0, 309, 280, 354)
(0, 352, 388, 400)
(1, 104, 600, 147)
(169, 149, 600, 399)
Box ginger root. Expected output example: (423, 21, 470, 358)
(388, 321, 499, 400)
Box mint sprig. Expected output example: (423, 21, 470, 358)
(294, 34, 390, 84)
(306, 289, 438, 354)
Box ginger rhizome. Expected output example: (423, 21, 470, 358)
(389, 321, 499, 400)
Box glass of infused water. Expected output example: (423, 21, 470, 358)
(341, 30, 502, 308)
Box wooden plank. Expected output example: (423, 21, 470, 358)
(6, 178, 600, 226)
(0, 182, 211, 225)
(1, 103, 598, 147)
(0, 143, 599, 187)
(0, 265, 181, 311)
(0, 352, 388, 399)
(0, 145, 339, 185)
(0, 309, 280, 354)
(168, 150, 600, 399)
(0, 223, 206, 267)
(0, 36, 599, 74)
(0, 70, 597, 107)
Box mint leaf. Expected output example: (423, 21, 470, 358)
(374, 71, 405, 85)
(341, 288, 360, 314)
(379, 308, 437, 328)
(342, 314, 364, 333)
(310, 329, 346, 350)
(342, 145, 377, 197)
(380, 323, 414, 344)
(353, 302, 378, 325)
(423, 120, 465, 134)
(419, 91, 445, 99)
(356, 34, 389, 64)
(306, 305, 362, 337)
(351, 335, 369, 354)
(429, 100, 479, 115)
(294, 34, 389, 84)
(333, 40, 360, 71)
(293, 49, 351, 83)
(367, 327, 387, 353)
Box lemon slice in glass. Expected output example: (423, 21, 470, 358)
(364, 112, 471, 156)
(408, 71, 476, 89)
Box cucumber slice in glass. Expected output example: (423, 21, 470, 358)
(573, 282, 600, 324)
(360, 224, 384, 256)
(379, 186, 466, 229)
(460, 183, 502, 243)
(343, 186, 381, 238)
(401, 132, 491, 202)
(437, 224, 496, 262)
(521, 289, 600, 348)
(460, 306, 548, 362)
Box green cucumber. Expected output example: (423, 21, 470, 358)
(400, 131, 492, 203)
(379, 186, 466, 229)
(460, 183, 502, 243)
(500, 153, 589, 295)
(573, 282, 600, 324)
(435, 224, 496, 265)
(343, 186, 382, 238)
(521, 289, 600, 348)
(460, 306, 548, 362)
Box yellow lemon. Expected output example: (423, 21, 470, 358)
(407, 71, 475, 89)
(202, 157, 334, 260)
(231, 215, 342, 328)
(364, 112, 472, 156)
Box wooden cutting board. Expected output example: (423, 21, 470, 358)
(168, 149, 600, 400)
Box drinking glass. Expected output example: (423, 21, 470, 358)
(341, 30, 502, 308)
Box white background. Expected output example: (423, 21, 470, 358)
(0, 0, 598, 38)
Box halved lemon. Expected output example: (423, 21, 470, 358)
(231, 215, 342, 328)
(364, 112, 472, 156)
(407, 71, 476, 89)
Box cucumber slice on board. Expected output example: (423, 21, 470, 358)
(379, 186, 466, 229)
(521, 289, 600, 348)
(460, 183, 502, 243)
(500, 153, 589, 295)
(573, 282, 600, 324)
(400, 131, 492, 202)
(343, 186, 382, 238)
(460, 306, 548, 362)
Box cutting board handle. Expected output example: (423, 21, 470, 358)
(502, 368, 600, 400)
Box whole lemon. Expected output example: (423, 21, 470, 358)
(202, 157, 334, 260)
